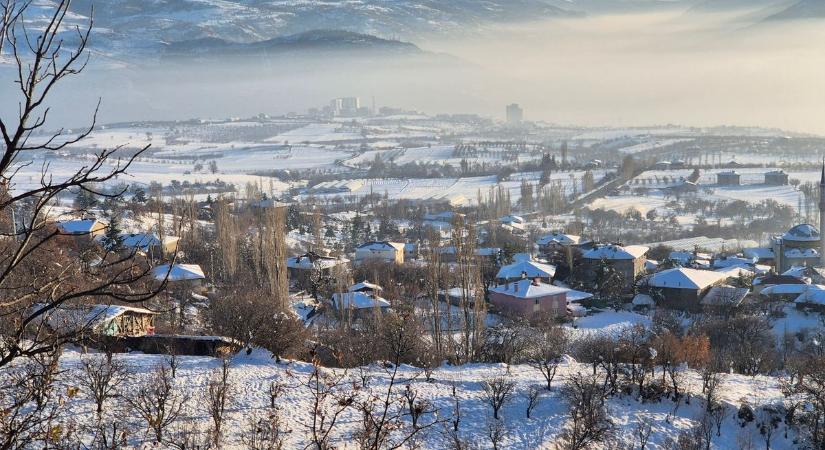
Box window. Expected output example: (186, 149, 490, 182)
(535, 299, 539, 305)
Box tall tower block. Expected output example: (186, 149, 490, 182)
(820, 161, 825, 267)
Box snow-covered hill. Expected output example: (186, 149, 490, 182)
(38, 0, 572, 58)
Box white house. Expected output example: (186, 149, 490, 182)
(354, 241, 405, 265)
(496, 254, 556, 282)
(57, 218, 107, 237)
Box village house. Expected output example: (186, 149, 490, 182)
(37, 304, 157, 338)
(435, 246, 500, 264)
(152, 263, 207, 293)
(57, 218, 107, 238)
(354, 241, 405, 265)
(286, 251, 348, 277)
(495, 253, 556, 283)
(119, 233, 180, 259)
(793, 286, 825, 313)
(646, 267, 728, 311)
(582, 244, 649, 291)
(536, 232, 592, 257)
(331, 282, 391, 320)
(488, 278, 568, 319)
(499, 214, 526, 233)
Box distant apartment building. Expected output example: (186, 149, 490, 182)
(331, 97, 360, 117)
(506, 103, 523, 124)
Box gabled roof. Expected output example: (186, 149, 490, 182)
(349, 281, 383, 293)
(701, 286, 749, 307)
(648, 268, 726, 290)
(57, 218, 106, 235)
(287, 252, 347, 270)
(356, 241, 405, 251)
(119, 233, 179, 250)
(753, 274, 807, 287)
(536, 232, 584, 247)
(152, 264, 206, 281)
(793, 286, 825, 306)
(499, 214, 525, 224)
(332, 292, 391, 310)
(496, 258, 556, 280)
(760, 284, 821, 296)
(583, 244, 649, 260)
(712, 256, 756, 269)
(34, 303, 156, 334)
(490, 279, 569, 299)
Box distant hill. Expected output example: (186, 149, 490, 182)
(163, 30, 423, 59)
(55, 0, 574, 60)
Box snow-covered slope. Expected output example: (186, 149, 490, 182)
(40, 0, 574, 58)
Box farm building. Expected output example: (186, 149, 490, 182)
(35, 304, 157, 338)
(716, 171, 740, 186)
(764, 170, 789, 186)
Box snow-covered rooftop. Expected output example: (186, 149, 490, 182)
(782, 224, 820, 242)
(536, 232, 584, 247)
(357, 241, 405, 251)
(287, 253, 347, 270)
(496, 258, 556, 280)
(490, 279, 570, 299)
(57, 218, 106, 235)
(648, 268, 727, 290)
(152, 264, 206, 282)
(793, 286, 825, 306)
(332, 292, 391, 310)
(349, 281, 383, 293)
(583, 244, 649, 260)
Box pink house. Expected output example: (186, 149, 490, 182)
(488, 279, 568, 319)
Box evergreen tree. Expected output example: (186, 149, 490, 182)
(132, 187, 147, 203)
(75, 189, 98, 210)
(101, 215, 123, 251)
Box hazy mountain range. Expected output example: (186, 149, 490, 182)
(10, 0, 823, 64)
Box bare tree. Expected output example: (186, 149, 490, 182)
(242, 411, 287, 450)
(529, 323, 568, 391)
(558, 373, 612, 450)
(0, 0, 163, 369)
(295, 358, 354, 450)
(482, 376, 515, 420)
(485, 417, 507, 450)
(207, 358, 233, 445)
(76, 354, 130, 420)
(126, 364, 188, 444)
(0, 352, 62, 449)
(635, 417, 653, 450)
(523, 385, 541, 419)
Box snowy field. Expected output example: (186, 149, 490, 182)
(50, 345, 798, 449)
(584, 168, 822, 226)
(306, 170, 610, 206)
